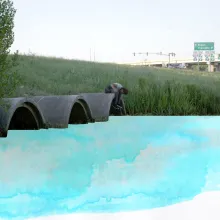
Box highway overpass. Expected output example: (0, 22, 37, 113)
(120, 58, 220, 72)
(0, 93, 125, 138)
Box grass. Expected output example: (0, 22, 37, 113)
(9, 54, 220, 115)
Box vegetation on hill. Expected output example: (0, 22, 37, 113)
(10, 54, 220, 115)
(0, 0, 21, 101)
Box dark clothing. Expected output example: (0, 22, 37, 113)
(104, 84, 122, 106)
(113, 92, 122, 105)
(104, 85, 113, 93)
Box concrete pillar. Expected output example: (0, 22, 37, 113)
(216, 63, 220, 72)
(208, 63, 215, 72)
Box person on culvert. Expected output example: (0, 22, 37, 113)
(104, 83, 128, 109)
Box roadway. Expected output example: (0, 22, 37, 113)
(119, 58, 220, 72)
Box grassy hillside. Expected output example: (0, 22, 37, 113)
(11, 54, 220, 115)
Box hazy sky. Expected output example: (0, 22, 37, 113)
(11, 0, 220, 63)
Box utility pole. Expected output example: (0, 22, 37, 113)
(93, 49, 96, 62)
(90, 48, 96, 62)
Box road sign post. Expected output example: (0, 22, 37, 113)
(193, 42, 215, 71)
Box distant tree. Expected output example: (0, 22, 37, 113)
(0, 0, 20, 101)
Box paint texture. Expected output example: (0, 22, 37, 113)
(0, 116, 220, 219)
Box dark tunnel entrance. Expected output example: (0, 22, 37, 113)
(9, 106, 39, 130)
(69, 102, 89, 124)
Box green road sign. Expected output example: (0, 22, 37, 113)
(194, 42, 214, 51)
(218, 54, 220, 60)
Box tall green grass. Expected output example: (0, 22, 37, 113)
(12, 54, 220, 115)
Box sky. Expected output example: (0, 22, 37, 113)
(10, 0, 220, 63)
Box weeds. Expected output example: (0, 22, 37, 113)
(11, 54, 220, 115)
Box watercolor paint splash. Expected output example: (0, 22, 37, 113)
(0, 116, 220, 219)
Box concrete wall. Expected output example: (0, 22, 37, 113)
(0, 93, 115, 138)
(215, 63, 220, 72)
(208, 63, 215, 72)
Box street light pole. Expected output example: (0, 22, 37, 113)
(167, 52, 175, 64)
(133, 52, 176, 65)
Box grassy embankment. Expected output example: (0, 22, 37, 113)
(11, 54, 220, 115)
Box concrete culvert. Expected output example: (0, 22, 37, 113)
(9, 104, 41, 130)
(69, 101, 89, 124)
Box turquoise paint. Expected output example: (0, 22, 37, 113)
(0, 116, 220, 219)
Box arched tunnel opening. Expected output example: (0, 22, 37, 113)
(69, 102, 89, 124)
(9, 106, 40, 130)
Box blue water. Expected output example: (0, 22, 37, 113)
(0, 116, 220, 219)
